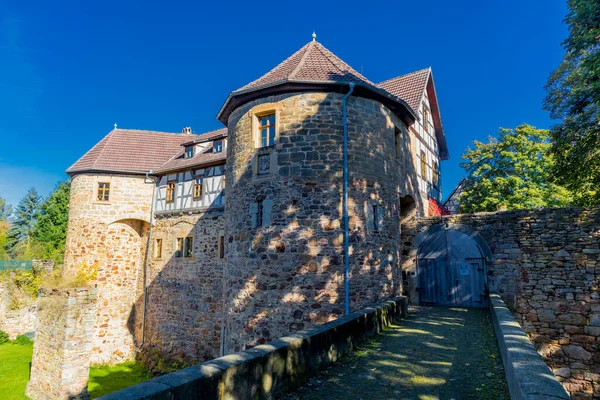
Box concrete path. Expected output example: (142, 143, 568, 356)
(282, 306, 509, 400)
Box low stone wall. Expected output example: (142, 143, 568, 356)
(490, 293, 570, 400)
(26, 287, 97, 400)
(98, 297, 408, 400)
(403, 207, 600, 399)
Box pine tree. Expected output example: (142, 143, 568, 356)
(32, 181, 71, 263)
(5, 188, 43, 258)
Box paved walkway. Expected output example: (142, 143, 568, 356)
(282, 306, 509, 400)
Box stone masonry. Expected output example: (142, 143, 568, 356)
(63, 173, 153, 364)
(26, 287, 97, 400)
(224, 92, 423, 352)
(402, 207, 600, 399)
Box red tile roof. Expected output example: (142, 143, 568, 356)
(66, 128, 226, 175)
(236, 41, 374, 92)
(376, 68, 431, 113)
(156, 128, 228, 173)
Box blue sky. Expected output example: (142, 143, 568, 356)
(0, 0, 569, 207)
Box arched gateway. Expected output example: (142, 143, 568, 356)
(416, 229, 488, 308)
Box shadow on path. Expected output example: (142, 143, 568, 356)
(282, 306, 509, 400)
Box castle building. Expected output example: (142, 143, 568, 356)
(64, 37, 448, 365)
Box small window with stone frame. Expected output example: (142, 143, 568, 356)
(394, 127, 402, 159)
(166, 181, 176, 203)
(373, 205, 381, 232)
(255, 112, 276, 148)
(184, 237, 194, 258)
(218, 236, 224, 259)
(175, 238, 184, 258)
(153, 238, 163, 259)
(257, 201, 264, 227)
(97, 182, 110, 202)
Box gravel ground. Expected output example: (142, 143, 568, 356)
(281, 306, 509, 400)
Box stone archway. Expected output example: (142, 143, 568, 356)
(91, 218, 149, 364)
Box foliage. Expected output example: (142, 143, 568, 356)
(0, 269, 42, 309)
(543, 0, 600, 205)
(459, 124, 573, 213)
(88, 362, 152, 398)
(5, 188, 43, 259)
(0, 220, 9, 260)
(32, 181, 71, 264)
(428, 198, 450, 217)
(0, 197, 11, 221)
(40, 263, 98, 290)
(139, 348, 191, 375)
(0, 331, 8, 345)
(0, 342, 33, 399)
(12, 335, 33, 345)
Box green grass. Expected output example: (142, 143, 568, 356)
(0, 343, 152, 399)
(0, 343, 33, 400)
(88, 362, 152, 398)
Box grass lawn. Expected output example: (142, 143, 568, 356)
(0, 343, 152, 399)
(0, 343, 33, 400)
(88, 362, 152, 398)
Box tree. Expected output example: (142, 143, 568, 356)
(32, 181, 71, 263)
(543, 0, 600, 205)
(0, 197, 11, 221)
(5, 188, 43, 258)
(459, 124, 573, 213)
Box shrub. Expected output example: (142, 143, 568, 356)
(12, 335, 33, 345)
(0, 330, 9, 344)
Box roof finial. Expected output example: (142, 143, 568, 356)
(312, 31, 317, 42)
(114, 123, 117, 129)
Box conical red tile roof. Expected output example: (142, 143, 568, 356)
(236, 40, 374, 92)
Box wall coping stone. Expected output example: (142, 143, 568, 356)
(98, 297, 408, 400)
(489, 293, 570, 400)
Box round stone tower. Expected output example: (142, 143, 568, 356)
(219, 40, 417, 352)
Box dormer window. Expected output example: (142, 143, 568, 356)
(214, 140, 223, 153)
(185, 146, 194, 159)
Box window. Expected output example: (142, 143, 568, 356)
(153, 238, 163, 259)
(185, 146, 194, 159)
(373, 205, 380, 231)
(422, 106, 429, 133)
(420, 151, 427, 180)
(184, 237, 194, 258)
(166, 181, 176, 203)
(432, 161, 439, 189)
(214, 140, 223, 153)
(193, 176, 204, 199)
(175, 238, 184, 258)
(394, 127, 401, 159)
(257, 201, 264, 227)
(218, 236, 224, 259)
(97, 182, 110, 201)
(256, 113, 276, 148)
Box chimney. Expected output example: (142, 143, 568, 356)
(182, 127, 192, 135)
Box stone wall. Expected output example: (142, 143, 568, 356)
(224, 92, 421, 352)
(27, 287, 97, 400)
(139, 209, 226, 363)
(64, 173, 153, 364)
(403, 207, 600, 399)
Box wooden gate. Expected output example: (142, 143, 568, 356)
(417, 230, 487, 308)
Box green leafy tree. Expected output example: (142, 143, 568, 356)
(459, 124, 573, 213)
(0, 197, 10, 259)
(543, 0, 600, 205)
(5, 188, 43, 258)
(32, 181, 71, 263)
